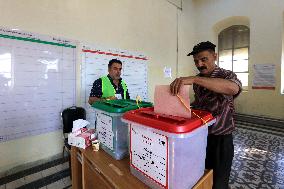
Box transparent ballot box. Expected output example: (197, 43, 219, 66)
(122, 107, 215, 189)
(92, 99, 152, 160)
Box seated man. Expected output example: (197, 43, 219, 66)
(88, 59, 130, 105)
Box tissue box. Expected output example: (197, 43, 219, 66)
(72, 127, 88, 136)
(68, 129, 96, 149)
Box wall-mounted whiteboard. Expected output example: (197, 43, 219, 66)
(0, 27, 76, 142)
(81, 44, 148, 125)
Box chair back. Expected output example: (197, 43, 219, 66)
(62, 106, 86, 134)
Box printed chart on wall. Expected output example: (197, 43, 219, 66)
(81, 44, 148, 125)
(0, 27, 76, 142)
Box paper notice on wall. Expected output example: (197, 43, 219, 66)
(163, 67, 172, 78)
(252, 64, 276, 90)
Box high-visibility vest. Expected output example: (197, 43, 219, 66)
(101, 76, 127, 99)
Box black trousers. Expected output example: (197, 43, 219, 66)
(205, 134, 234, 189)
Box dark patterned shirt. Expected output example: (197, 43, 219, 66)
(89, 75, 130, 99)
(192, 66, 242, 135)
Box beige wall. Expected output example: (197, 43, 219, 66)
(0, 0, 196, 173)
(193, 0, 284, 119)
(0, 131, 62, 174)
(178, 0, 197, 77)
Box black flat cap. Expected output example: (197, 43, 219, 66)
(187, 41, 216, 56)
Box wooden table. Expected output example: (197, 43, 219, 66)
(71, 146, 213, 189)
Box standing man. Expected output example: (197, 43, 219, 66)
(88, 59, 130, 105)
(170, 41, 242, 189)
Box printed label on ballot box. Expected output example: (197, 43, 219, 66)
(130, 123, 168, 188)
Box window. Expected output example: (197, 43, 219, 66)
(0, 52, 12, 88)
(218, 25, 250, 89)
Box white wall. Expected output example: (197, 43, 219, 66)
(0, 0, 196, 173)
(192, 0, 284, 119)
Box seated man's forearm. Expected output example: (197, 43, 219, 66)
(88, 96, 102, 105)
(88, 96, 118, 105)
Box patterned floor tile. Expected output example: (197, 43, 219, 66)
(230, 128, 284, 189)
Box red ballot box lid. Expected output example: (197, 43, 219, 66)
(122, 107, 215, 134)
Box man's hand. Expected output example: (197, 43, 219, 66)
(170, 76, 196, 95)
(88, 96, 117, 105)
(106, 96, 117, 100)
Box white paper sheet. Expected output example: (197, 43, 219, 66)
(252, 64, 276, 89)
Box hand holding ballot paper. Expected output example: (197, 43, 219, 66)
(154, 85, 191, 118)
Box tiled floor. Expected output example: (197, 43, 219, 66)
(229, 124, 284, 189)
(1, 160, 71, 189)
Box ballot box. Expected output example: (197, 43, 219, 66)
(92, 99, 152, 160)
(122, 107, 215, 189)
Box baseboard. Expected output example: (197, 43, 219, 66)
(235, 113, 284, 128)
(0, 152, 68, 180)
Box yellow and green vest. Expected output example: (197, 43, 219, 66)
(101, 76, 127, 99)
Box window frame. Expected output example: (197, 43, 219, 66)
(218, 25, 250, 90)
